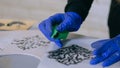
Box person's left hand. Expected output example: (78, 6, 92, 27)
(90, 35, 120, 67)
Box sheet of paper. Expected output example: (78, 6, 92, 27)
(37, 38, 120, 68)
(0, 30, 119, 68)
(0, 30, 52, 59)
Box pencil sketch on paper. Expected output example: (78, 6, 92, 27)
(48, 44, 92, 65)
(11, 35, 50, 50)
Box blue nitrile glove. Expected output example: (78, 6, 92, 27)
(39, 12, 82, 47)
(90, 35, 120, 67)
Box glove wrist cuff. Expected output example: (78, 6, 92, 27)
(66, 12, 83, 23)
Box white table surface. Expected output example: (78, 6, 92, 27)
(0, 30, 119, 68)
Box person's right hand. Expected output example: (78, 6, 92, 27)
(39, 12, 83, 47)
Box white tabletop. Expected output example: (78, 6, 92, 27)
(0, 30, 119, 68)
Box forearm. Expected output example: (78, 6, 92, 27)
(65, 0, 94, 21)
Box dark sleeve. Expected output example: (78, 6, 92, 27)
(65, 0, 94, 21)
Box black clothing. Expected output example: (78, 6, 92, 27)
(65, 0, 120, 38)
(65, 0, 94, 21)
(108, 0, 120, 38)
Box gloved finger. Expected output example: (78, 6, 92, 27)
(56, 17, 71, 32)
(102, 44, 117, 58)
(57, 17, 80, 32)
(102, 51, 120, 67)
(41, 13, 64, 32)
(92, 43, 110, 55)
(44, 20, 52, 36)
(49, 13, 64, 25)
(90, 55, 106, 65)
(57, 12, 82, 32)
(91, 39, 109, 49)
(90, 46, 116, 65)
(90, 49, 117, 65)
(39, 21, 53, 41)
(44, 20, 52, 33)
(54, 39, 63, 47)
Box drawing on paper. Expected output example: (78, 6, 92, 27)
(11, 35, 50, 50)
(7, 21, 25, 26)
(0, 21, 25, 27)
(48, 44, 92, 65)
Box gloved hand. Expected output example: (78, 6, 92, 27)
(39, 12, 82, 47)
(90, 35, 120, 67)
